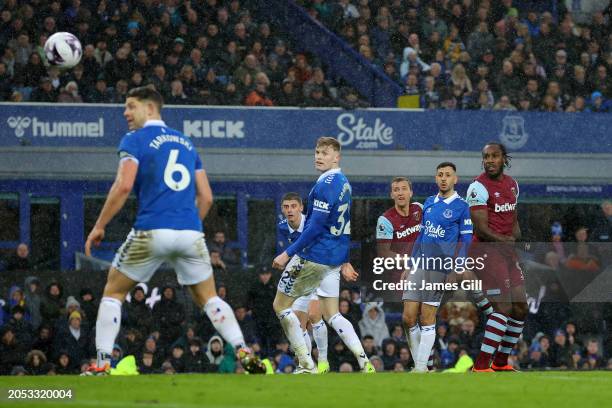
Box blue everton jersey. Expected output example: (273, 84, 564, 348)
(118, 120, 202, 231)
(412, 192, 473, 269)
(286, 168, 351, 266)
(277, 214, 305, 254)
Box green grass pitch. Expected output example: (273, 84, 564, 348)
(1, 372, 610, 408)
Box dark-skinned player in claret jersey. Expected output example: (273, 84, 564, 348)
(467, 142, 527, 372)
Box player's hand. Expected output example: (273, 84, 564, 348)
(341, 263, 359, 282)
(85, 226, 105, 256)
(272, 252, 290, 270)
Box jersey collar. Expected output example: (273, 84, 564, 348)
(317, 167, 341, 183)
(434, 191, 459, 204)
(288, 213, 305, 234)
(143, 119, 167, 128)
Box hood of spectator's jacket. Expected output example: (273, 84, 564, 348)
(402, 47, 416, 62)
(362, 302, 386, 324)
(205, 335, 225, 363)
(24, 276, 40, 291)
(8, 285, 25, 307)
(65, 296, 80, 309)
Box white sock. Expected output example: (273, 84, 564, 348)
(312, 319, 328, 362)
(96, 297, 122, 367)
(204, 296, 246, 349)
(303, 330, 312, 355)
(416, 324, 436, 370)
(407, 324, 421, 363)
(328, 313, 368, 369)
(277, 308, 313, 368)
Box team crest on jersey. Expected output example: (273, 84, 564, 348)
(443, 209, 453, 219)
(494, 192, 500, 198)
(413, 211, 421, 222)
(511, 187, 517, 198)
(504, 279, 511, 288)
(470, 190, 477, 198)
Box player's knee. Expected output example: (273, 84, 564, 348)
(272, 297, 287, 315)
(402, 312, 417, 329)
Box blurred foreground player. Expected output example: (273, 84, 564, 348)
(85, 87, 263, 374)
(467, 143, 527, 372)
(277, 192, 330, 373)
(272, 137, 373, 374)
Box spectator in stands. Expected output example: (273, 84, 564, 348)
(565, 226, 600, 272)
(582, 339, 606, 369)
(166, 79, 190, 105)
(24, 349, 47, 375)
(493, 95, 517, 111)
(550, 329, 572, 368)
(245, 72, 274, 106)
(125, 286, 153, 337)
(55, 351, 76, 375)
(5, 304, 33, 348)
(52, 311, 89, 368)
(361, 334, 378, 358)
(276, 79, 302, 107)
(57, 81, 83, 103)
(6, 243, 32, 271)
(234, 305, 257, 345)
(358, 303, 389, 348)
(0, 327, 28, 375)
(138, 350, 156, 374)
(209, 231, 239, 266)
(404, 73, 419, 96)
(152, 286, 185, 349)
(184, 337, 214, 373)
(380, 338, 398, 371)
(587, 91, 609, 112)
(247, 267, 280, 354)
(30, 76, 57, 102)
(88, 77, 112, 103)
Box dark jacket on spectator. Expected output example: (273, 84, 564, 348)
(125, 293, 153, 336)
(152, 287, 185, 347)
(40, 281, 64, 327)
(0, 328, 28, 375)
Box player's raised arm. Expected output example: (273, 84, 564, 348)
(85, 159, 138, 256)
(194, 168, 213, 220)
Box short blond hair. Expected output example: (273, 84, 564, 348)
(316, 136, 341, 152)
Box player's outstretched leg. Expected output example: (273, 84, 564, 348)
(188, 277, 265, 374)
(274, 293, 316, 373)
(321, 298, 373, 373)
(89, 267, 136, 375)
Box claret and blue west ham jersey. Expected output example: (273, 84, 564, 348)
(277, 214, 305, 253)
(412, 192, 473, 271)
(286, 168, 351, 266)
(118, 120, 202, 232)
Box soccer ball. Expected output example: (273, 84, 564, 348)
(44, 32, 82, 69)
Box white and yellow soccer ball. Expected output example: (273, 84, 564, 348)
(44, 32, 83, 69)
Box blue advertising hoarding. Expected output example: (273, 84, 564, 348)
(1, 103, 611, 153)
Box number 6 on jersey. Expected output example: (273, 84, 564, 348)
(164, 149, 190, 191)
